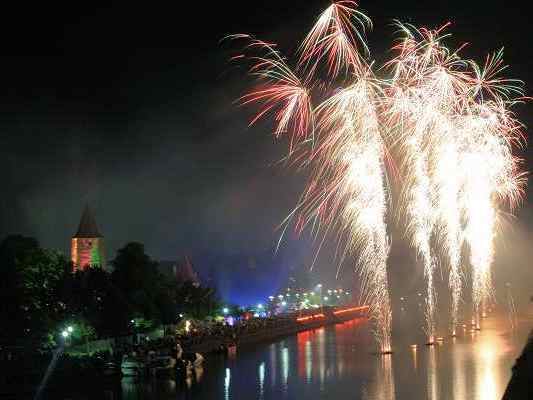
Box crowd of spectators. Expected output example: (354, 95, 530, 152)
(115, 309, 326, 360)
(177, 314, 299, 350)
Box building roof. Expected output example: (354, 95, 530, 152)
(73, 204, 102, 238)
(176, 256, 199, 284)
(159, 257, 200, 285)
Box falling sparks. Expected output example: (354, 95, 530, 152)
(384, 22, 470, 343)
(385, 23, 526, 338)
(229, 34, 314, 153)
(231, 2, 393, 353)
(309, 75, 392, 352)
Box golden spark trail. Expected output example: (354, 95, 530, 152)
(434, 137, 463, 336)
(309, 76, 392, 352)
(457, 48, 527, 329)
(459, 95, 525, 329)
(386, 24, 526, 336)
(385, 23, 463, 343)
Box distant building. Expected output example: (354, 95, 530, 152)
(71, 205, 105, 271)
(176, 256, 200, 286)
(159, 256, 200, 286)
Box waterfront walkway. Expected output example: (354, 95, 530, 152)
(186, 305, 369, 354)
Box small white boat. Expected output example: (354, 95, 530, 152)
(121, 356, 145, 377)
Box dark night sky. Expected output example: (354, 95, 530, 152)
(1, 1, 532, 303)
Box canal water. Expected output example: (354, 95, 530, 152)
(50, 309, 532, 400)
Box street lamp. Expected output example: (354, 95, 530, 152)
(61, 330, 69, 338)
(223, 307, 229, 314)
(67, 326, 73, 333)
(315, 284, 323, 308)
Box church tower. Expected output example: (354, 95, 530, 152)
(71, 205, 105, 271)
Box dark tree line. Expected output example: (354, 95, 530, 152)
(0, 236, 220, 350)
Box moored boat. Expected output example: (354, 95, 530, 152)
(121, 355, 145, 377)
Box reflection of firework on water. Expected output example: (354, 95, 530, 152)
(231, 2, 393, 353)
(363, 353, 395, 400)
(427, 346, 438, 400)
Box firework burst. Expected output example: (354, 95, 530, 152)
(229, 34, 314, 153)
(232, 3, 393, 353)
(297, 1, 371, 78)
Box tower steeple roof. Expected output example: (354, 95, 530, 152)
(73, 204, 102, 238)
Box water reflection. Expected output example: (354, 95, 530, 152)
(451, 337, 465, 400)
(258, 362, 265, 400)
(317, 328, 325, 389)
(73, 313, 529, 400)
(281, 347, 289, 394)
(427, 345, 438, 400)
(473, 327, 512, 400)
(305, 340, 312, 383)
(224, 367, 230, 400)
(477, 341, 497, 400)
(364, 353, 396, 400)
(269, 343, 277, 388)
(121, 377, 139, 397)
(411, 345, 418, 371)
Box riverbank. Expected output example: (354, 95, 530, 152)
(0, 305, 369, 399)
(188, 305, 369, 354)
